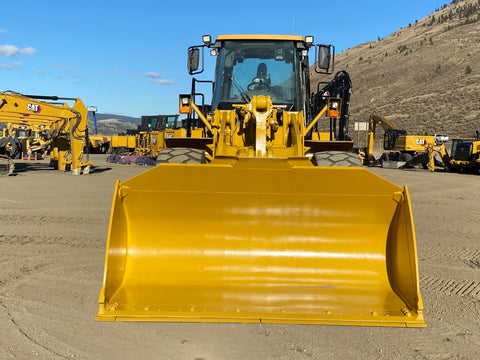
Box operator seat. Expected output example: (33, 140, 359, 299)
(248, 63, 271, 91)
(255, 63, 271, 86)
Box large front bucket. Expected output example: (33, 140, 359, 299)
(96, 159, 425, 327)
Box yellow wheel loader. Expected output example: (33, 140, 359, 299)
(96, 35, 425, 327)
(108, 115, 181, 163)
(134, 114, 180, 157)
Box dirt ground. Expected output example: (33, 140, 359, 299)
(0, 154, 479, 360)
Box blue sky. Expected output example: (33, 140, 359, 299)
(1, 0, 449, 118)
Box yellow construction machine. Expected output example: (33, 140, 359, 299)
(87, 134, 111, 154)
(134, 114, 180, 157)
(108, 115, 180, 160)
(109, 134, 136, 154)
(0, 122, 51, 159)
(96, 35, 425, 327)
(448, 131, 480, 173)
(364, 113, 449, 171)
(0, 125, 22, 159)
(0, 92, 91, 174)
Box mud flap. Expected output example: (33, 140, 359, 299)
(96, 159, 425, 327)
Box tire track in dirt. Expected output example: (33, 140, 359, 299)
(468, 258, 480, 269)
(420, 275, 480, 298)
(419, 246, 480, 269)
(418, 244, 480, 298)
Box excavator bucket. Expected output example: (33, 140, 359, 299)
(96, 159, 425, 327)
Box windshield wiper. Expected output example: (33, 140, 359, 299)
(228, 74, 250, 103)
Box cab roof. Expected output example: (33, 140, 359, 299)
(215, 34, 305, 42)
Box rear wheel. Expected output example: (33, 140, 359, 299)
(0, 136, 21, 159)
(399, 152, 413, 162)
(156, 148, 206, 164)
(312, 151, 363, 167)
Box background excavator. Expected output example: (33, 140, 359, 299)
(0, 92, 91, 175)
(363, 113, 449, 171)
(96, 35, 425, 327)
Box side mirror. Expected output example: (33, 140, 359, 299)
(315, 45, 334, 74)
(187, 47, 200, 75)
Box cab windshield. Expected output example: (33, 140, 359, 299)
(212, 40, 303, 111)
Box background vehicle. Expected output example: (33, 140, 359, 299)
(134, 114, 179, 157)
(0, 125, 23, 159)
(0, 92, 91, 174)
(96, 35, 424, 327)
(87, 134, 111, 154)
(108, 134, 136, 155)
(0, 123, 51, 159)
(108, 115, 180, 161)
(448, 133, 480, 173)
(364, 113, 448, 170)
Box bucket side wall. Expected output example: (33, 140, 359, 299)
(386, 186, 423, 317)
(102, 182, 129, 304)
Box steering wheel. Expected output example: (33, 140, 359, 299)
(247, 77, 270, 91)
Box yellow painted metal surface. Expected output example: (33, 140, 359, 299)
(96, 159, 425, 327)
(111, 135, 136, 149)
(311, 132, 333, 141)
(394, 135, 436, 152)
(216, 34, 305, 41)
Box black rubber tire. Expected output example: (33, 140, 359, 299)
(312, 151, 363, 167)
(399, 152, 413, 162)
(0, 136, 21, 159)
(378, 152, 389, 167)
(156, 148, 206, 164)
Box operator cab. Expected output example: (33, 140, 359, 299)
(184, 35, 334, 136)
(211, 39, 303, 111)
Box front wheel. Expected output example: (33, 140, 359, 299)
(156, 148, 206, 164)
(312, 151, 363, 167)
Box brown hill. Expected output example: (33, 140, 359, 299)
(312, 0, 480, 141)
(87, 118, 138, 135)
(87, 114, 139, 135)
